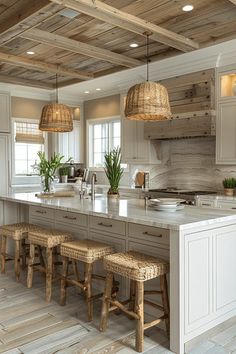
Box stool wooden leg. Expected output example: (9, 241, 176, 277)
(84, 263, 93, 321)
(100, 271, 113, 332)
(14, 240, 21, 281)
(21, 239, 27, 270)
(135, 281, 144, 353)
(38, 246, 45, 267)
(27, 243, 35, 288)
(46, 247, 53, 302)
(128, 279, 136, 312)
(160, 274, 170, 336)
(1, 235, 7, 274)
(60, 256, 69, 306)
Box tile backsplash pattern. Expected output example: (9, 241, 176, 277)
(96, 137, 236, 192)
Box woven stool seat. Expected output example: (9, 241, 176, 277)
(27, 228, 73, 302)
(1, 222, 46, 281)
(103, 251, 169, 282)
(100, 251, 170, 352)
(28, 229, 72, 248)
(61, 239, 114, 263)
(1, 222, 44, 241)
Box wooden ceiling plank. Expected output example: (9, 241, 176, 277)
(0, 51, 93, 80)
(0, 73, 53, 89)
(0, 0, 49, 35)
(0, 2, 61, 46)
(49, 0, 199, 52)
(21, 28, 142, 68)
(228, 0, 236, 4)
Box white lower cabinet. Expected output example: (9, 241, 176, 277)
(217, 200, 236, 210)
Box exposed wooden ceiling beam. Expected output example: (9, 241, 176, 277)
(0, 1, 56, 45)
(228, 0, 236, 4)
(0, 52, 93, 80)
(50, 0, 199, 52)
(0, 74, 54, 90)
(21, 28, 142, 68)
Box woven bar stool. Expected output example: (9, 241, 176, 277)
(27, 228, 72, 302)
(100, 251, 169, 353)
(0, 222, 45, 281)
(60, 239, 114, 321)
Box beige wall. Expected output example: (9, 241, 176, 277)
(84, 94, 120, 120)
(11, 97, 49, 120)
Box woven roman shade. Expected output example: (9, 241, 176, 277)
(39, 103, 73, 132)
(125, 81, 171, 121)
(15, 121, 44, 144)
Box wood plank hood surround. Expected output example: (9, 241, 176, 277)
(144, 69, 216, 140)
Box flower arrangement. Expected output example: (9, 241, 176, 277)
(37, 152, 65, 193)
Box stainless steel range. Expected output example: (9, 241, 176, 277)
(146, 188, 217, 205)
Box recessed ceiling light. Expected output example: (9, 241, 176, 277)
(26, 51, 35, 55)
(129, 43, 139, 48)
(96, 88, 101, 91)
(84, 90, 90, 94)
(182, 4, 194, 12)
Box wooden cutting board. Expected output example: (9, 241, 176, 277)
(36, 191, 75, 198)
(135, 172, 145, 187)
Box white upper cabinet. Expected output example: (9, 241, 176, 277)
(120, 95, 161, 164)
(216, 65, 236, 164)
(0, 92, 10, 133)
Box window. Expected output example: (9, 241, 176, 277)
(12, 119, 47, 185)
(88, 117, 120, 168)
(57, 120, 80, 162)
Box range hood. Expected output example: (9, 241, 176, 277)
(144, 110, 216, 140)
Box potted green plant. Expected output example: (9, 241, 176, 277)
(222, 177, 236, 196)
(104, 147, 124, 198)
(37, 152, 65, 194)
(59, 166, 69, 183)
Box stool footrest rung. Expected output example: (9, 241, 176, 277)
(108, 299, 139, 320)
(62, 276, 87, 291)
(143, 314, 167, 330)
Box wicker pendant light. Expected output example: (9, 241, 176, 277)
(39, 74, 73, 132)
(125, 34, 171, 121)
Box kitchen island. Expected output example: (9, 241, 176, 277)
(1, 192, 236, 354)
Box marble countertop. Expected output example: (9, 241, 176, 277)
(1, 192, 236, 231)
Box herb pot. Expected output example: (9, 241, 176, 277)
(224, 188, 234, 196)
(61, 175, 68, 183)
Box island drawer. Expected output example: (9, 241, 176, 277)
(30, 205, 54, 220)
(55, 210, 88, 228)
(89, 216, 126, 236)
(128, 223, 169, 245)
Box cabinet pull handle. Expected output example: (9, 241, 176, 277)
(35, 210, 46, 214)
(63, 216, 77, 220)
(231, 207, 236, 210)
(98, 222, 113, 227)
(202, 203, 211, 206)
(142, 231, 162, 238)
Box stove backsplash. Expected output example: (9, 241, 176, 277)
(95, 137, 236, 192)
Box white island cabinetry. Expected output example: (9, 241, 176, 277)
(1, 193, 236, 354)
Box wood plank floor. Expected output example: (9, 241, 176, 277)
(0, 267, 235, 354)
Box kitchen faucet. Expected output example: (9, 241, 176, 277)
(91, 173, 96, 200)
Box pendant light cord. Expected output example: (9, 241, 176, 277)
(56, 73, 58, 103)
(146, 34, 149, 82)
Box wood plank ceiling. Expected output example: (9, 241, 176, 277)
(0, 0, 235, 90)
